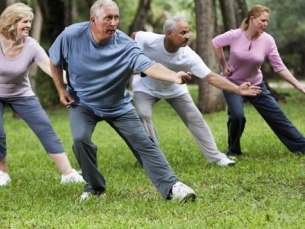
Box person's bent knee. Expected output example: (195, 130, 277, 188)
(137, 109, 152, 121)
(229, 115, 246, 121)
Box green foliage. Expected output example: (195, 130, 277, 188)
(116, 0, 139, 33)
(246, 0, 305, 48)
(281, 53, 302, 74)
(2, 84, 305, 228)
(150, 0, 195, 34)
(14, 0, 305, 106)
(34, 69, 60, 108)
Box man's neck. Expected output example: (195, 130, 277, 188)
(91, 30, 110, 45)
(163, 38, 179, 53)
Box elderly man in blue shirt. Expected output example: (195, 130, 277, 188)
(49, 0, 196, 202)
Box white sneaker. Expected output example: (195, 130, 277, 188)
(61, 169, 85, 184)
(227, 155, 237, 160)
(171, 181, 196, 202)
(216, 157, 235, 166)
(79, 192, 106, 202)
(0, 171, 11, 186)
(80, 192, 91, 201)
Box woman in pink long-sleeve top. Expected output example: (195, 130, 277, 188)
(212, 5, 305, 158)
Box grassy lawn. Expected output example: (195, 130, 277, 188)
(1, 84, 305, 228)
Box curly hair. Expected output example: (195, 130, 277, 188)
(0, 3, 34, 41)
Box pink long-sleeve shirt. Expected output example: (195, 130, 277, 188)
(212, 28, 286, 85)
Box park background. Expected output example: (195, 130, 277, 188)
(1, 0, 305, 112)
(1, 0, 305, 228)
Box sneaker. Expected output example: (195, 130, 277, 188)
(0, 171, 11, 186)
(217, 157, 235, 166)
(227, 155, 237, 160)
(80, 192, 91, 201)
(226, 151, 242, 160)
(61, 169, 85, 184)
(171, 181, 196, 202)
(79, 191, 106, 202)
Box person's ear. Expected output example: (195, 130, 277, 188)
(90, 16, 96, 25)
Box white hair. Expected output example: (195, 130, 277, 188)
(90, 0, 116, 17)
(163, 16, 187, 34)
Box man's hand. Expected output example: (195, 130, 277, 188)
(58, 89, 75, 107)
(238, 82, 261, 96)
(175, 71, 192, 84)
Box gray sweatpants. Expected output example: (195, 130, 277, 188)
(133, 92, 227, 163)
(69, 105, 178, 199)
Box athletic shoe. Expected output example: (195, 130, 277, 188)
(0, 171, 11, 186)
(226, 151, 242, 160)
(79, 191, 106, 201)
(80, 192, 91, 201)
(216, 157, 235, 166)
(171, 181, 196, 202)
(60, 169, 85, 184)
(227, 155, 237, 160)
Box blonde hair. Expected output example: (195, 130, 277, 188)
(240, 5, 270, 31)
(0, 3, 34, 41)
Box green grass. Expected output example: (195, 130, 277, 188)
(1, 84, 305, 228)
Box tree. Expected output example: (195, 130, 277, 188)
(128, 0, 153, 36)
(28, 1, 43, 93)
(234, 0, 248, 26)
(195, 0, 225, 113)
(219, 0, 237, 31)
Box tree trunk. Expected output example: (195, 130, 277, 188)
(219, 0, 236, 30)
(218, 0, 239, 68)
(128, 0, 153, 35)
(128, 0, 153, 90)
(195, 0, 225, 113)
(234, 0, 248, 26)
(29, 2, 43, 93)
(38, 0, 66, 41)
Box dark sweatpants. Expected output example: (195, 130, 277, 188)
(68, 105, 178, 199)
(223, 82, 305, 155)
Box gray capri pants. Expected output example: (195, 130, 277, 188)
(0, 96, 64, 159)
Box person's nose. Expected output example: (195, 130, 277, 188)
(110, 18, 119, 26)
(184, 33, 190, 40)
(264, 21, 268, 27)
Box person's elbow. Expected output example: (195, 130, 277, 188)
(130, 32, 137, 40)
(203, 72, 215, 83)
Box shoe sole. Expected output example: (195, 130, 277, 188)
(181, 193, 196, 203)
(0, 180, 11, 186)
(80, 193, 106, 202)
(217, 162, 236, 166)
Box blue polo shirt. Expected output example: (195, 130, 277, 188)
(49, 22, 154, 118)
